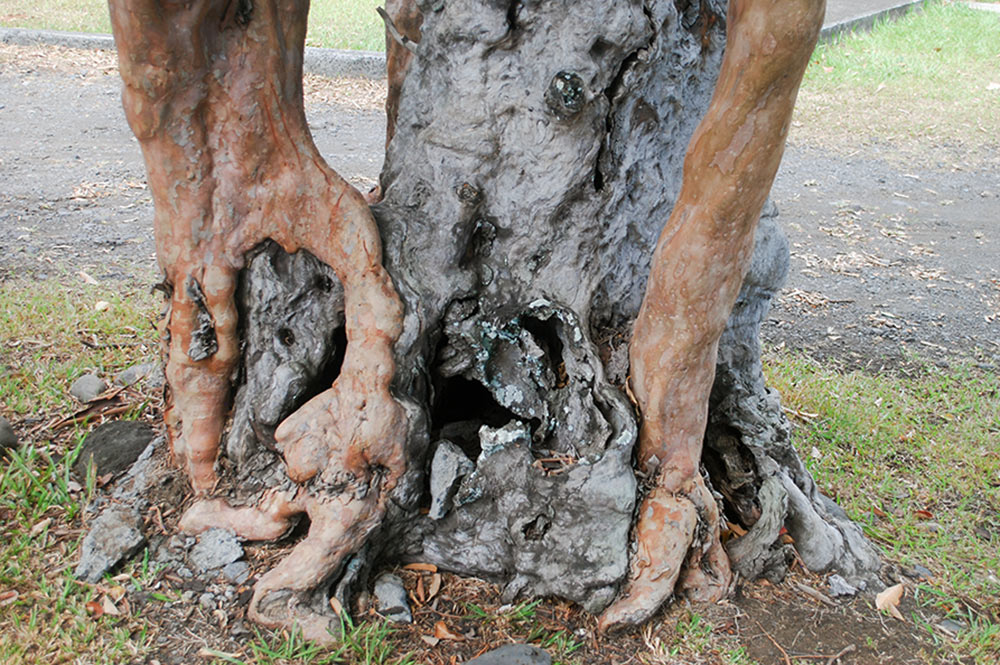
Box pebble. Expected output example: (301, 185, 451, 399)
(189, 529, 243, 572)
(465, 644, 552, 665)
(199, 592, 216, 611)
(827, 574, 858, 597)
(222, 561, 250, 585)
(69, 373, 107, 402)
(115, 362, 165, 389)
(0, 415, 17, 457)
(73, 420, 155, 479)
(373, 573, 412, 624)
(74, 505, 146, 582)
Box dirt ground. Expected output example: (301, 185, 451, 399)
(1, 44, 997, 664)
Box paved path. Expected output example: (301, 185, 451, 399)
(0, 1, 925, 79)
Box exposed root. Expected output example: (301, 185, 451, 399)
(602, 0, 825, 629)
(111, 0, 408, 639)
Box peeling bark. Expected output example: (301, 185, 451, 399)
(106, 0, 882, 644)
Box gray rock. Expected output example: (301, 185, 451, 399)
(115, 362, 165, 389)
(69, 373, 107, 402)
(913, 564, 934, 580)
(466, 644, 552, 665)
(189, 529, 243, 572)
(74, 505, 146, 582)
(428, 440, 475, 519)
(828, 574, 858, 597)
(199, 592, 216, 611)
(373, 573, 411, 624)
(73, 420, 156, 479)
(0, 415, 17, 457)
(222, 560, 251, 585)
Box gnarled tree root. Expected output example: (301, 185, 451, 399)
(599, 0, 826, 631)
(110, 0, 407, 642)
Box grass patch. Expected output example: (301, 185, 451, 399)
(765, 349, 1000, 660)
(795, 1, 1000, 167)
(0, 0, 385, 51)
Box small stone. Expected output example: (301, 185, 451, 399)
(373, 573, 412, 624)
(466, 644, 552, 665)
(428, 440, 475, 519)
(0, 415, 17, 458)
(189, 529, 243, 572)
(827, 574, 858, 597)
(222, 561, 250, 585)
(177, 566, 193, 579)
(73, 420, 156, 479)
(74, 505, 145, 582)
(70, 373, 107, 402)
(199, 592, 216, 611)
(115, 362, 165, 389)
(912, 564, 933, 580)
(937, 619, 965, 635)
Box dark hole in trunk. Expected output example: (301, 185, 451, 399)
(430, 375, 522, 461)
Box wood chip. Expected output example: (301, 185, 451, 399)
(403, 562, 438, 573)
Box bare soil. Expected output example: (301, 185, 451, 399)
(1, 43, 996, 664)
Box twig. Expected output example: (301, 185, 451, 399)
(825, 644, 856, 664)
(754, 619, 792, 665)
(377, 6, 419, 53)
(794, 581, 838, 607)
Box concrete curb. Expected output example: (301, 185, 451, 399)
(2, 2, 928, 80)
(0, 26, 387, 79)
(820, 1, 925, 43)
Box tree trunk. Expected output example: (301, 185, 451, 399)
(104, 0, 881, 643)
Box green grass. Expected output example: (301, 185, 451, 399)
(765, 350, 1000, 661)
(0, 0, 386, 51)
(0, 277, 159, 417)
(796, 1, 1000, 165)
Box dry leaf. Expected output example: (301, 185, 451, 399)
(913, 509, 934, 520)
(101, 595, 121, 616)
(403, 562, 438, 573)
(198, 648, 239, 659)
(78, 271, 99, 285)
(0, 590, 19, 607)
(420, 635, 441, 647)
(85, 600, 104, 618)
(329, 595, 343, 617)
(95, 301, 110, 312)
(30, 517, 52, 537)
(876, 583, 905, 621)
(106, 585, 127, 602)
(428, 573, 442, 600)
(434, 620, 464, 641)
(415, 575, 425, 604)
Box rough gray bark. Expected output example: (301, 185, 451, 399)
(191, 0, 878, 622)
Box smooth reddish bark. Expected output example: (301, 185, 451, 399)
(600, 0, 826, 630)
(109, 0, 407, 640)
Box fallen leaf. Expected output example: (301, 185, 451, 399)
(914, 509, 934, 520)
(85, 600, 104, 618)
(30, 517, 52, 537)
(876, 583, 905, 621)
(101, 595, 121, 616)
(415, 575, 425, 603)
(329, 595, 343, 617)
(198, 648, 239, 660)
(434, 620, 464, 641)
(420, 635, 441, 647)
(428, 573, 442, 600)
(95, 301, 110, 312)
(0, 590, 19, 607)
(871, 505, 888, 519)
(106, 585, 127, 602)
(78, 271, 99, 285)
(403, 563, 438, 573)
